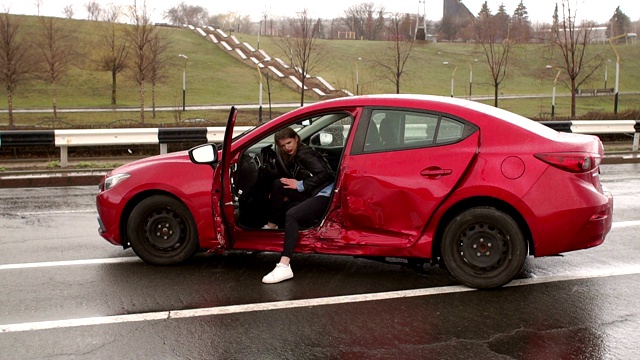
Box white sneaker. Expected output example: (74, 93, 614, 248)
(262, 263, 293, 284)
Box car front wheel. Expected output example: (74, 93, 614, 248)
(441, 207, 527, 289)
(127, 195, 199, 265)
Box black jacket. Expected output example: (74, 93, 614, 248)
(292, 145, 335, 197)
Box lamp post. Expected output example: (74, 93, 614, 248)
(178, 54, 188, 111)
(355, 57, 362, 95)
(256, 63, 264, 123)
(604, 59, 611, 88)
(444, 62, 457, 97)
(608, 33, 627, 114)
(468, 62, 473, 99)
(546, 65, 562, 119)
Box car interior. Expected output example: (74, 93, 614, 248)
(231, 112, 354, 230)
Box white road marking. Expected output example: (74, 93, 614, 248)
(2, 264, 640, 334)
(0, 257, 140, 270)
(612, 220, 640, 228)
(12, 209, 96, 216)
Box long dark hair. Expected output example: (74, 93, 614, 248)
(274, 127, 300, 165)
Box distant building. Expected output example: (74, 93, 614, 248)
(537, 27, 612, 44)
(590, 27, 608, 43)
(439, 0, 475, 41)
(444, 0, 474, 20)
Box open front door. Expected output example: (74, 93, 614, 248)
(212, 106, 238, 248)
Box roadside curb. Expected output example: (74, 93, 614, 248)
(602, 152, 640, 165)
(0, 174, 104, 188)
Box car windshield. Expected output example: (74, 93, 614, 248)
(216, 115, 323, 150)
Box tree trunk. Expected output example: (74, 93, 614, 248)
(299, 76, 305, 106)
(140, 81, 145, 124)
(111, 70, 117, 105)
(7, 90, 14, 128)
(570, 78, 576, 117)
(52, 81, 58, 121)
(494, 85, 499, 107)
(152, 82, 156, 119)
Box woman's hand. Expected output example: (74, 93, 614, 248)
(280, 178, 298, 189)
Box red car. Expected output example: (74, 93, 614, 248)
(96, 95, 613, 288)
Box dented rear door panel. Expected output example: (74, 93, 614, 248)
(338, 108, 479, 248)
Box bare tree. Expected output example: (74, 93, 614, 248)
(276, 10, 325, 106)
(342, 3, 386, 40)
(231, 14, 253, 34)
(163, 3, 209, 27)
(373, 13, 414, 94)
(473, 6, 514, 107)
(63, 5, 74, 19)
(550, 0, 604, 117)
(0, 13, 34, 128)
(85, 1, 102, 21)
(257, 66, 278, 121)
(97, 13, 129, 105)
(102, 3, 122, 22)
(147, 31, 170, 119)
(36, 17, 76, 120)
(125, 1, 157, 124)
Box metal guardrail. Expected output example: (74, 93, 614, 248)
(1, 122, 638, 167)
(537, 120, 639, 152)
(0, 126, 252, 167)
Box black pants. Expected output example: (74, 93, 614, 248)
(267, 179, 309, 227)
(281, 195, 330, 258)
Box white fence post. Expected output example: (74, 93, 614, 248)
(634, 133, 639, 152)
(160, 143, 168, 154)
(60, 145, 68, 168)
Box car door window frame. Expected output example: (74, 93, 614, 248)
(350, 107, 478, 155)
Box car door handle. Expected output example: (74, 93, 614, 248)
(420, 167, 452, 178)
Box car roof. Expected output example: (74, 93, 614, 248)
(300, 94, 558, 139)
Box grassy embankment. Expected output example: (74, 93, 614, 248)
(2, 14, 640, 128)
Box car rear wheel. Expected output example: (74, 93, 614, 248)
(441, 207, 527, 289)
(127, 195, 199, 265)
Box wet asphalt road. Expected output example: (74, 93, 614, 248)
(1, 164, 639, 359)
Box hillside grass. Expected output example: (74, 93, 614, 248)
(3, 14, 640, 128)
(247, 34, 640, 99)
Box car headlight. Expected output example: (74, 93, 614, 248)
(103, 173, 130, 191)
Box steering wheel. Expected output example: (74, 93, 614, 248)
(261, 144, 291, 178)
(274, 146, 292, 178)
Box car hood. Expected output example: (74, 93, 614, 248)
(108, 150, 192, 175)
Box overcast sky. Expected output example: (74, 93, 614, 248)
(1, 0, 638, 25)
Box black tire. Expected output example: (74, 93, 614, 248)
(127, 195, 199, 265)
(441, 207, 527, 289)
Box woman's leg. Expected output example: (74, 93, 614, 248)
(262, 195, 330, 284)
(281, 196, 330, 258)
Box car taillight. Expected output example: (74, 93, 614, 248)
(534, 152, 601, 173)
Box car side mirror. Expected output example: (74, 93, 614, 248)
(310, 133, 334, 146)
(319, 133, 334, 146)
(189, 144, 218, 164)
